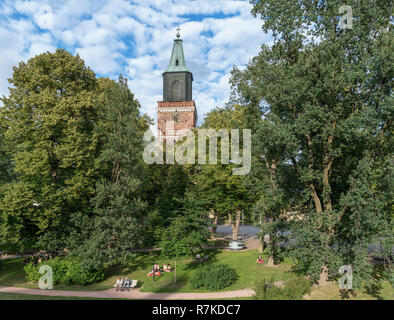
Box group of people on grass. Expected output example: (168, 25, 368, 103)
(115, 276, 134, 292)
(256, 256, 264, 264)
(147, 263, 173, 280)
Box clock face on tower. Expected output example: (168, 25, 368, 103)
(171, 112, 180, 122)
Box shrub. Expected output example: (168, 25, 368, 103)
(255, 276, 311, 300)
(24, 262, 40, 283)
(189, 263, 238, 290)
(67, 260, 106, 285)
(24, 257, 105, 286)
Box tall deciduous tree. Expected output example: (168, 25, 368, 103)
(191, 105, 256, 241)
(69, 76, 149, 268)
(231, 0, 393, 286)
(0, 49, 100, 254)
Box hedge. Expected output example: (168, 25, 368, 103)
(24, 257, 105, 286)
(189, 263, 238, 290)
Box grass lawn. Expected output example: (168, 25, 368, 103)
(133, 249, 295, 293)
(305, 281, 394, 300)
(0, 249, 294, 293)
(1, 250, 393, 300)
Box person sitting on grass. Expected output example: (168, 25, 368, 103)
(122, 276, 131, 292)
(167, 264, 173, 272)
(115, 277, 123, 291)
(163, 264, 168, 272)
(256, 256, 264, 264)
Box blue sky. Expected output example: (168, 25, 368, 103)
(0, 0, 272, 129)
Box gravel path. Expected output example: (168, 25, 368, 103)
(0, 285, 255, 300)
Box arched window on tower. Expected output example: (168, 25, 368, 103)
(171, 80, 181, 101)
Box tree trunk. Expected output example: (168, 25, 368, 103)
(318, 265, 329, 286)
(212, 213, 218, 233)
(227, 213, 232, 225)
(266, 255, 275, 267)
(211, 213, 219, 239)
(230, 209, 241, 241)
(258, 239, 264, 253)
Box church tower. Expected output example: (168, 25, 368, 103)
(157, 27, 197, 141)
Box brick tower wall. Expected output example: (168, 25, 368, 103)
(157, 100, 197, 139)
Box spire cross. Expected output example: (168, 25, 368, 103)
(176, 26, 181, 38)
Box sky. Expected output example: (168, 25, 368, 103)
(0, 0, 272, 130)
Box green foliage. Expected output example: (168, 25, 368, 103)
(231, 0, 393, 287)
(160, 189, 210, 258)
(185, 105, 256, 241)
(189, 263, 238, 290)
(68, 76, 148, 269)
(24, 257, 105, 286)
(255, 276, 311, 300)
(24, 262, 40, 283)
(0, 49, 101, 253)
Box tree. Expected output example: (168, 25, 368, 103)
(0, 127, 16, 251)
(232, 0, 393, 287)
(69, 76, 149, 268)
(248, 118, 301, 265)
(0, 49, 100, 254)
(0, 127, 13, 185)
(160, 189, 210, 258)
(192, 105, 256, 241)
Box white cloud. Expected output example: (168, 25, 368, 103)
(0, 0, 272, 128)
(76, 44, 123, 74)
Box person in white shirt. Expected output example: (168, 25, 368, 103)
(115, 277, 123, 291)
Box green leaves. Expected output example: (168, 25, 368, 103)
(0, 49, 101, 253)
(69, 76, 148, 268)
(232, 0, 393, 288)
(160, 190, 210, 258)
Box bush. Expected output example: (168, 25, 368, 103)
(24, 262, 40, 283)
(189, 263, 238, 290)
(255, 276, 311, 300)
(24, 257, 105, 286)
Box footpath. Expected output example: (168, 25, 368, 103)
(0, 285, 255, 300)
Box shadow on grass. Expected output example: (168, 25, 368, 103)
(0, 258, 26, 286)
(107, 252, 161, 276)
(339, 289, 358, 300)
(185, 249, 221, 270)
(363, 281, 384, 300)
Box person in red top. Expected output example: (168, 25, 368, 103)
(256, 256, 264, 264)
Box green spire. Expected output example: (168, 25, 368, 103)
(165, 27, 191, 73)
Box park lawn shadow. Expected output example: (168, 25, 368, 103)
(185, 248, 221, 270)
(0, 258, 27, 286)
(339, 289, 358, 300)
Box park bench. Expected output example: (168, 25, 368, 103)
(130, 280, 138, 290)
(114, 280, 138, 291)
